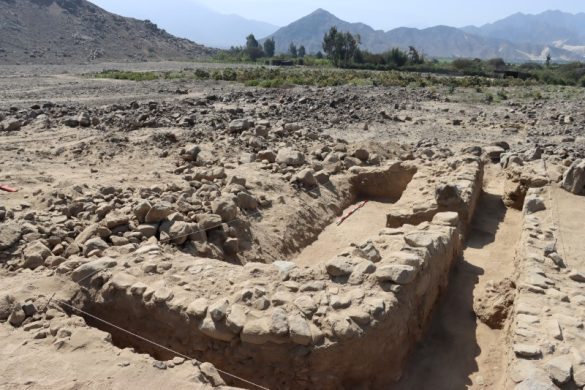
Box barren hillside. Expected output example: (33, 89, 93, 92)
(0, 0, 214, 64)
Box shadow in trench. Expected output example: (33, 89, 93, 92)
(392, 189, 508, 390)
(467, 191, 507, 249)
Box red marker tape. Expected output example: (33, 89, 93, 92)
(0, 185, 17, 193)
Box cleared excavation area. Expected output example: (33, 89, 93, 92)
(295, 199, 394, 266)
(2, 65, 585, 390)
(55, 158, 480, 389)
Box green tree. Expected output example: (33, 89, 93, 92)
(322, 27, 360, 67)
(263, 38, 275, 57)
(323, 26, 342, 66)
(408, 46, 424, 64)
(245, 34, 263, 61)
(298, 45, 306, 58)
(342, 32, 360, 66)
(289, 42, 298, 58)
(246, 34, 259, 49)
(386, 48, 408, 67)
(487, 58, 506, 69)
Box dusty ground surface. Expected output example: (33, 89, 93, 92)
(1, 62, 585, 389)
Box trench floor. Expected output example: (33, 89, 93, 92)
(294, 199, 393, 266)
(552, 186, 585, 273)
(395, 164, 522, 390)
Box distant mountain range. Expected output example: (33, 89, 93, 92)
(0, 0, 213, 64)
(263, 8, 585, 62)
(90, 0, 279, 49)
(2, 1, 585, 64)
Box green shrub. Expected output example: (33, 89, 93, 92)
(94, 70, 158, 81)
(194, 69, 210, 79)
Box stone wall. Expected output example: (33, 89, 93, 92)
(506, 188, 585, 389)
(74, 217, 462, 389)
(61, 157, 484, 389)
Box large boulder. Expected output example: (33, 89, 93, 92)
(0, 294, 17, 321)
(0, 222, 22, 250)
(257, 150, 277, 163)
(523, 194, 546, 215)
(375, 264, 417, 285)
(144, 202, 173, 223)
(276, 148, 305, 167)
(228, 119, 253, 133)
(181, 144, 201, 161)
(435, 184, 464, 208)
(83, 237, 109, 256)
(236, 192, 258, 210)
(562, 159, 585, 195)
(325, 257, 355, 277)
(103, 212, 129, 229)
(240, 318, 272, 344)
(1, 119, 22, 132)
(71, 258, 118, 283)
(199, 362, 226, 387)
(23, 241, 52, 269)
(196, 214, 223, 231)
(211, 197, 237, 222)
(159, 221, 194, 245)
(133, 201, 152, 223)
(294, 168, 317, 188)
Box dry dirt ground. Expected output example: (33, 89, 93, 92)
(1, 62, 585, 389)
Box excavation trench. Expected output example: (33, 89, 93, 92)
(294, 198, 396, 266)
(275, 163, 418, 263)
(292, 161, 421, 266)
(395, 165, 523, 389)
(66, 161, 492, 389)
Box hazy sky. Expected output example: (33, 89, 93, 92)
(91, 0, 584, 29)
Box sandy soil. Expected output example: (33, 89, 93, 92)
(551, 186, 585, 273)
(294, 200, 392, 266)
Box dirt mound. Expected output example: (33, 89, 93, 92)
(0, 0, 214, 64)
(473, 278, 515, 329)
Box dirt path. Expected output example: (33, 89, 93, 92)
(294, 200, 392, 266)
(551, 186, 585, 273)
(394, 165, 522, 390)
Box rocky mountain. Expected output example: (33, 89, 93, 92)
(0, 0, 214, 64)
(462, 10, 585, 58)
(463, 11, 585, 45)
(90, 0, 279, 49)
(264, 8, 585, 62)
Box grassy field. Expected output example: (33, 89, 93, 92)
(92, 66, 532, 88)
(90, 62, 585, 108)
